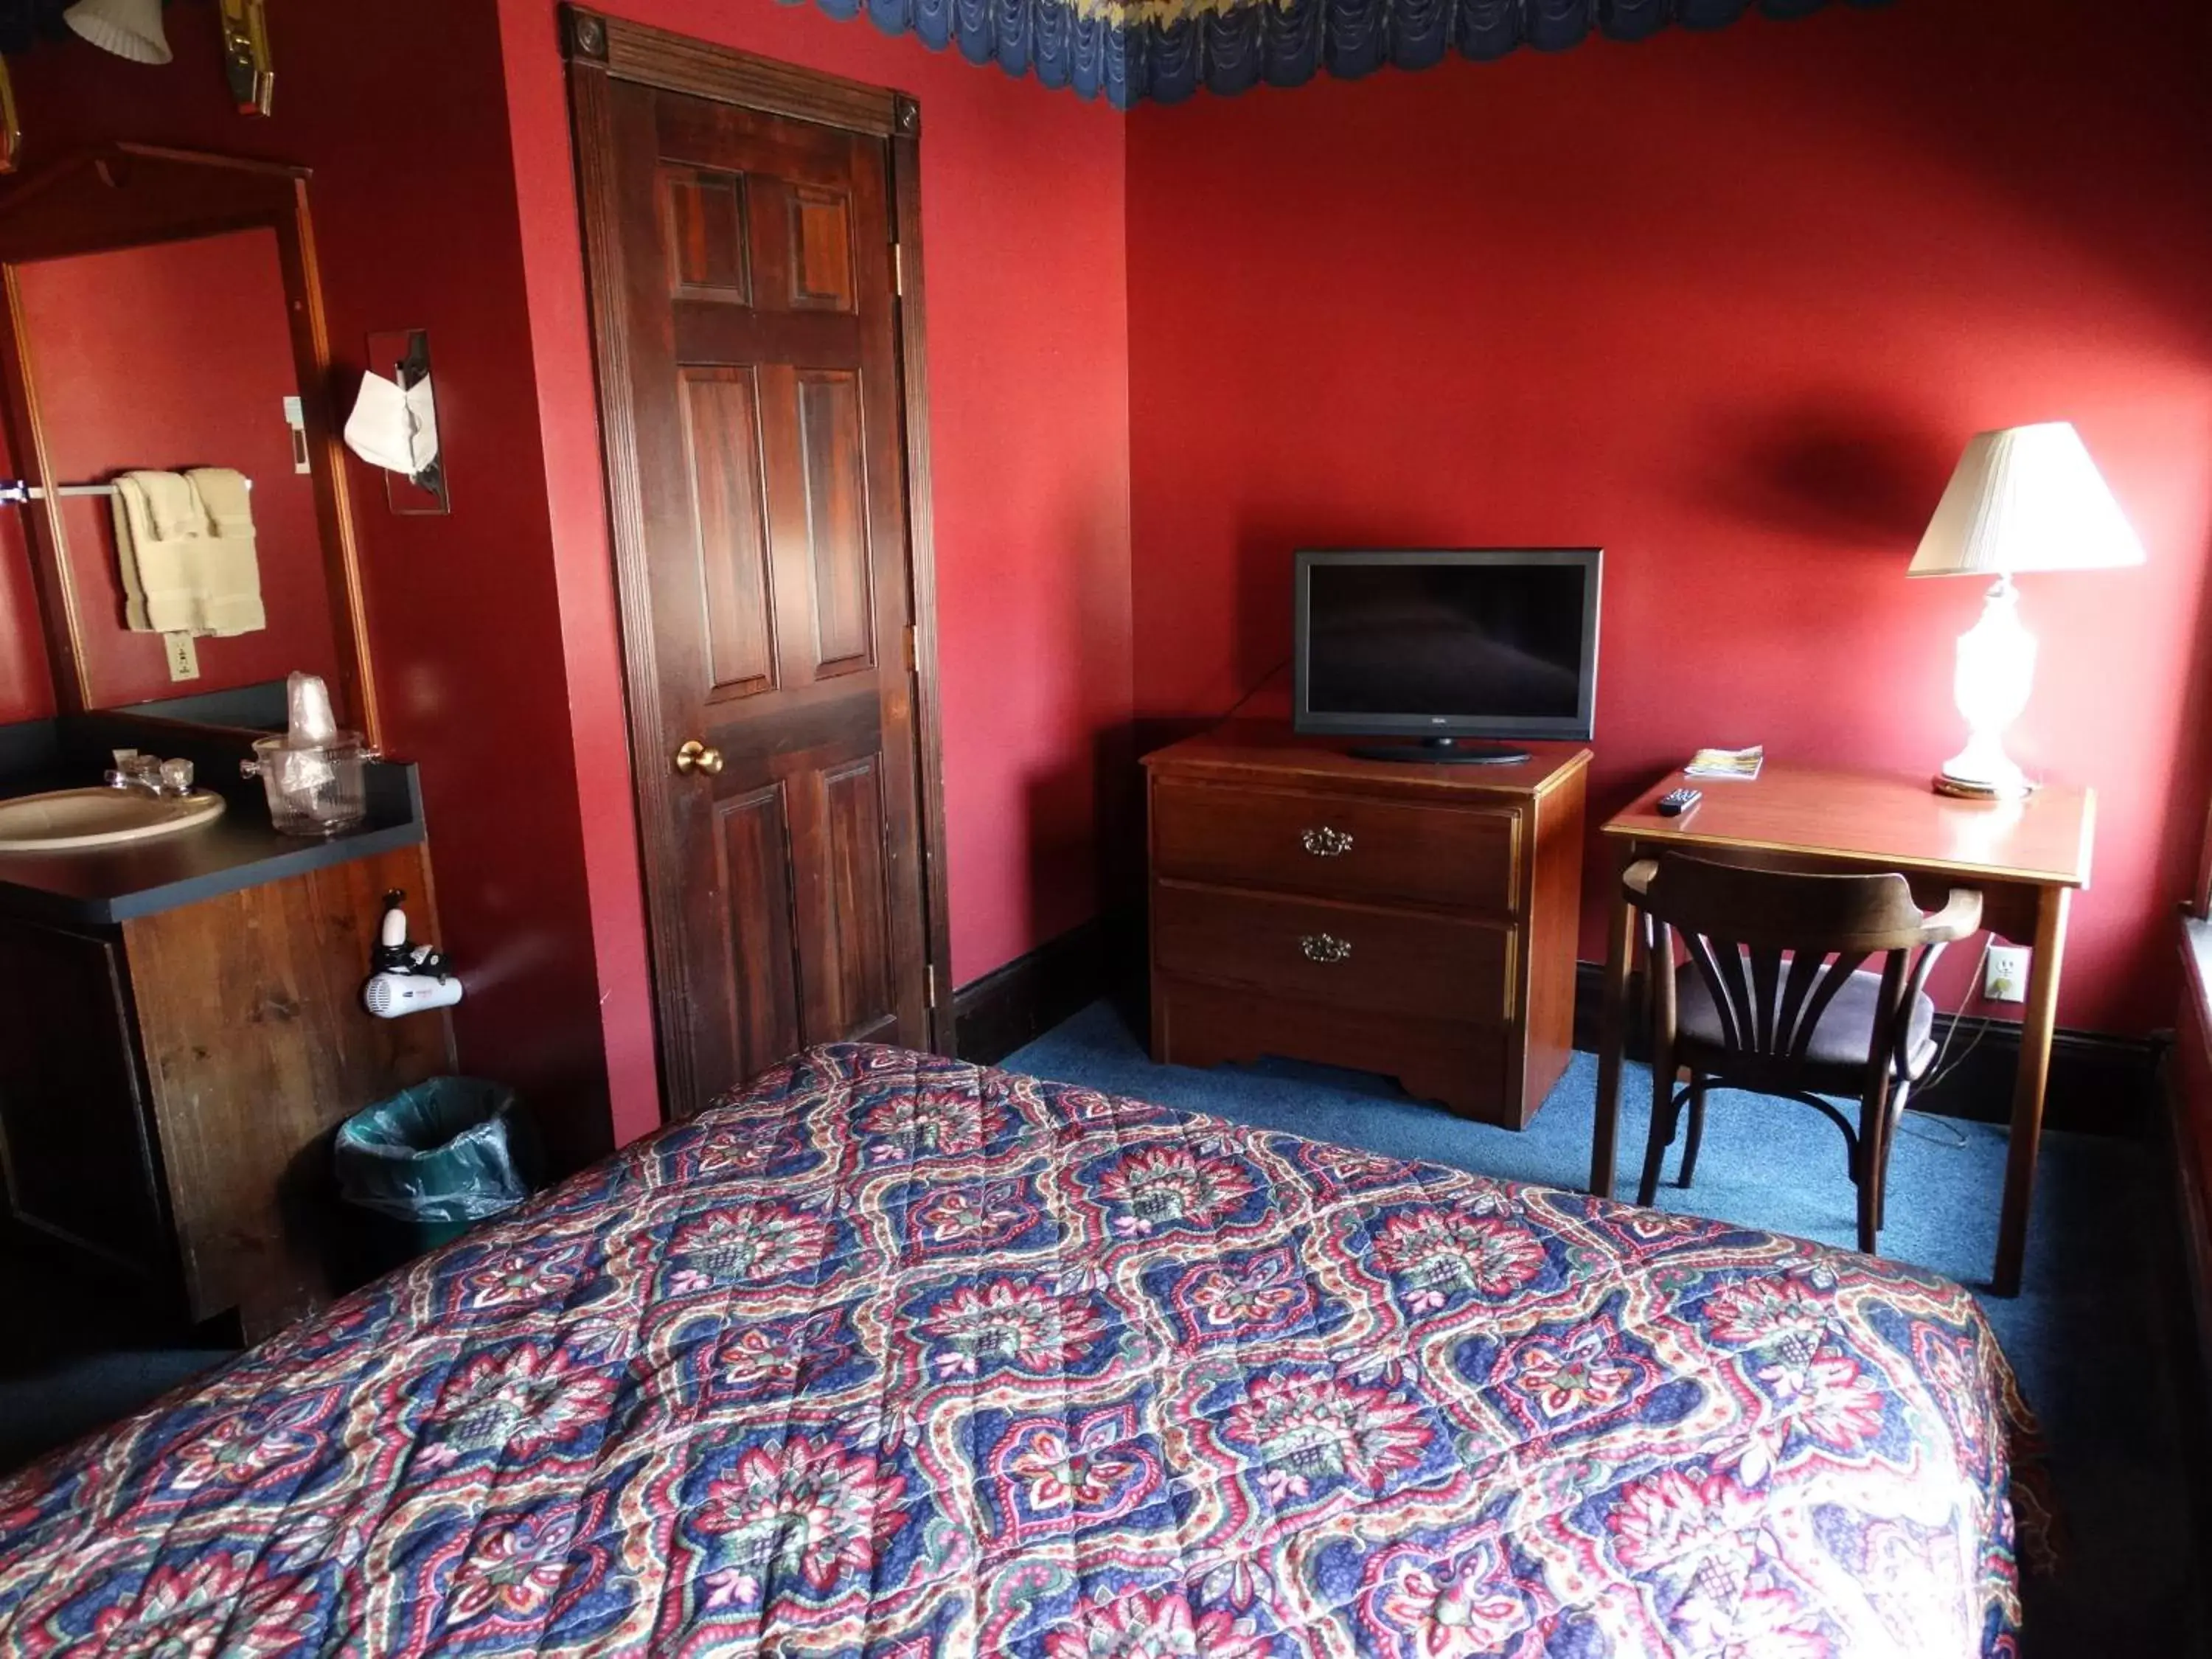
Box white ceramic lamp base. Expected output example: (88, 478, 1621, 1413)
(1936, 578, 2035, 801)
(1936, 731, 2030, 799)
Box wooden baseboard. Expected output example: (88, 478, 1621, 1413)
(953, 914, 1141, 1066)
(2161, 922, 2212, 1619)
(1570, 961, 2161, 1136)
(2166, 1051, 2212, 1419)
(2169, 923, 2212, 1411)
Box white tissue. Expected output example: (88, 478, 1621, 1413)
(344, 369, 439, 478)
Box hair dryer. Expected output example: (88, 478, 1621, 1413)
(363, 888, 463, 1018)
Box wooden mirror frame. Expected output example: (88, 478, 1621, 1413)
(0, 142, 378, 744)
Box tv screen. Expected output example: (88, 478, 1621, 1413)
(1295, 549, 1601, 745)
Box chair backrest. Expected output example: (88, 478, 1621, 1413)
(1628, 853, 1978, 1072)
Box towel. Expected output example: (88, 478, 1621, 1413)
(108, 468, 265, 638)
(183, 467, 265, 637)
(111, 470, 205, 636)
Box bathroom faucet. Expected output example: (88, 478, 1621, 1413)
(104, 750, 196, 799)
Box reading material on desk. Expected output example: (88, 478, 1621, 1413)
(1685, 743, 1764, 780)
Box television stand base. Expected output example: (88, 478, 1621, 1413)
(1349, 737, 1532, 766)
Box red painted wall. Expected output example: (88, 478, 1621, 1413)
(1125, 0, 2212, 1034)
(496, 0, 1134, 1143)
(0, 504, 50, 725)
(2, 9, 616, 1166)
(15, 230, 339, 708)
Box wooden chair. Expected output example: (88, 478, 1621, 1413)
(1624, 853, 1982, 1253)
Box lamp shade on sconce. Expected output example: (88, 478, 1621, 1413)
(1909, 422, 2146, 579)
(63, 0, 170, 64)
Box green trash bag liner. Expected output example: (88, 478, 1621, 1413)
(333, 1077, 540, 1224)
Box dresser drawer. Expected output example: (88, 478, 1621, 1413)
(1152, 779, 1519, 914)
(1152, 883, 1513, 1026)
(1153, 974, 1512, 1125)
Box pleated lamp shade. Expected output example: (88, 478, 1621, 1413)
(64, 0, 172, 64)
(1908, 422, 2147, 578)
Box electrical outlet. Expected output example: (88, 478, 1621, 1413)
(1985, 944, 2030, 1003)
(161, 631, 201, 683)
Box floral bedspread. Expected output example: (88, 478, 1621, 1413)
(0, 1044, 2042, 1656)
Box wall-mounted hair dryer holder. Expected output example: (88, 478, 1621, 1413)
(364, 887, 462, 1018)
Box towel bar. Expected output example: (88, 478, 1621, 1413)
(0, 477, 253, 507)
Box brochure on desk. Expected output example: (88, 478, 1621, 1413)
(1684, 745, 1764, 781)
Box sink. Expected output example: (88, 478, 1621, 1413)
(0, 788, 226, 852)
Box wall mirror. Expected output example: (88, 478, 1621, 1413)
(0, 144, 377, 742)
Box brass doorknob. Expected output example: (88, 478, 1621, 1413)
(674, 739, 723, 777)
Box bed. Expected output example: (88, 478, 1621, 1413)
(0, 1044, 2045, 1656)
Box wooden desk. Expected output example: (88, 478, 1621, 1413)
(1588, 763, 2094, 1296)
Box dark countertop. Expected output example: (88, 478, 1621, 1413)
(0, 714, 427, 928)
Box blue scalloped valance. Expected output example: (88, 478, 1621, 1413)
(796, 0, 1893, 107)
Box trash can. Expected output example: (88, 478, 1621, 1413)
(334, 1078, 539, 1272)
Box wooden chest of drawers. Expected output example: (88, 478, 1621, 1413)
(1144, 723, 1590, 1128)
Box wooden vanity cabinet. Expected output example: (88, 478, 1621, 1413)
(0, 919, 170, 1276)
(0, 844, 451, 1343)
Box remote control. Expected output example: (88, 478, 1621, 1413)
(1657, 787, 1702, 818)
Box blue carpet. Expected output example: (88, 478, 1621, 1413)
(1009, 1000, 2205, 1655)
(0, 1352, 233, 1472)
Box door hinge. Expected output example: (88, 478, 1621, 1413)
(926, 963, 938, 1009)
(902, 622, 918, 672)
(892, 242, 904, 298)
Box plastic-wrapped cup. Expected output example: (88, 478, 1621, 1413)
(285, 670, 339, 746)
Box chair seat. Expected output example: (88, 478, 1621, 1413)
(1674, 962, 1937, 1079)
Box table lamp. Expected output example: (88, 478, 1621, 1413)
(1908, 422, 2145, 799)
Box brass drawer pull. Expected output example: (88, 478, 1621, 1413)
(1301, 826, 1354, 857)
(1299, 932, 1352, 964)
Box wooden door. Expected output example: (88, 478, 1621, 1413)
(570, 16, 948, 1116)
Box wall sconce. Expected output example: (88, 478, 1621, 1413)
(217, 0, 272, 115)
(0, 0, 268, 170)
(346, 329, 449, 515)
(63, 0, 171, 63)
(0, 62, 21, 175)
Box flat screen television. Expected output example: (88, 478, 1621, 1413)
(1293, 548, 1602, 765)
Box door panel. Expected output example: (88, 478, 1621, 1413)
(787, 187, 856, 310)
(661, 167, 749, 301)
(679, 367, 776, 699)
(711, 783, 802, 1077)
(586, 73, 932, 1114)
(796, 369, 872, 675)
(817, 753, 895, 1036)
